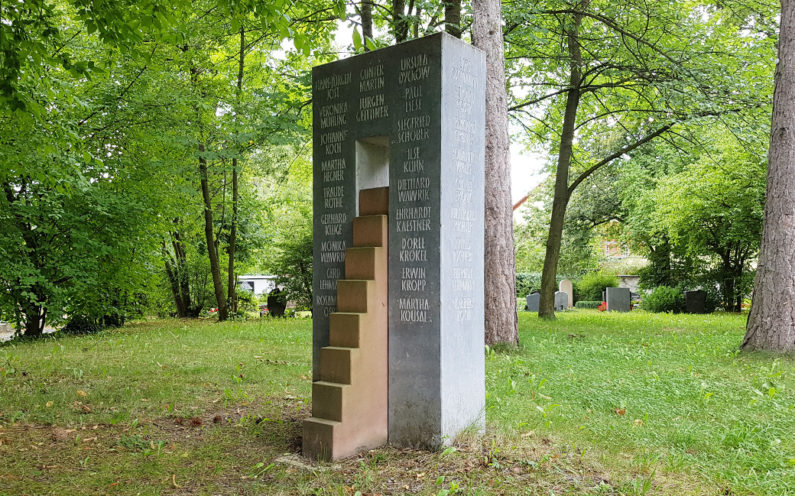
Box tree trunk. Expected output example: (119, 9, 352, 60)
(361, 0, 373, 49)
(444, 0, 462, 38)
(743, 0, 795, 352)
(164, 242, 188, 318)
(718, 252, 734, 311)
(227, 27, 245, 315)
(538, 8, 584, 319)
(473, 0, 518, 346)
(171, 230, 194, 315)
(23, 302, 45, 337)
(199, 143, 229, 321)
(164, 226, 194, 318)
(393, 0, 409, 42)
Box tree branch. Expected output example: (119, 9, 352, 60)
(568, 122, 673, 195)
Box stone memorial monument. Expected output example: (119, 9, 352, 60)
(304, 33, 486, 460)
(526, 293, 540, 312)
(606, 287, 631, 312)
(559, 279, 574, 308)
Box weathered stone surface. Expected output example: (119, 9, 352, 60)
(311, 33, 486, 451)
(606, 287, 631, 312)
(684, 290, 707, 314)
(554, 291, 568, 311)
(559, 279, 574, 308)
(526, 293, 540, 312)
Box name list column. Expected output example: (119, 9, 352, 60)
(394, 54, 433, 327)
(315, 71, 352, 319)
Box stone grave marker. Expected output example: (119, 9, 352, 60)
(554, 291, 568, 311)
(605, 287, 631, 312)
(305, 33, 486, 460)
(559, 279, 574, 308)
(684, 290, 706, 314)
(526, 293, 540, 312)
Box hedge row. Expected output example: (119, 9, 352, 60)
(574, 300, 602, 309)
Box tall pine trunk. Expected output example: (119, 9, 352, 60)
(538, 7, 585, 320)
(473, 0, 518, 346)
(743, 0, 795, 351)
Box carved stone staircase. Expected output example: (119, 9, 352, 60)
(303, 187, 389, 460)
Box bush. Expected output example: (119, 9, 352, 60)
(575, 300, 602, 309)
(702, 285, 721, 313)
(236, 290, 257, 315)
(60, 316, 105, 335)
(516, 273, 541, 297)
(516, 273, 574, 297)
(268, 229, 313, 311)
(576, 272, 620, 301)
(642, 286, 684, 313)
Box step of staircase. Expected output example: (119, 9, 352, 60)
(319, 346, 357, 384)
(304, 187, 389, 461)
(353, 215, 388, 248)
(311, 381, 347, 421)
(329, 313, 362, 348)
(336, 279, 371, 313)
(359, 187, 389, 216)
(345, 246, 382, 280)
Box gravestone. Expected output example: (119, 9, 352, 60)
(307, 33, 486, 458)
(526, 293, 540, 312)
(559, 279, 574, 308)
(605, 287, 631, 312)
(684, 290, 706, 314)
(554, 291, 568, 311)
(267, 288, 286, 317)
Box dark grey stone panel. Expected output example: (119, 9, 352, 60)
(606, 287, 631, 312)
(387, 36, 444, 448)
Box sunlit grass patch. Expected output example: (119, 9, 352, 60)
(0, 312, 792, 495)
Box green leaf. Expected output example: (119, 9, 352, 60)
(352, 29, 363, 51)
(365, 37, 377, 52)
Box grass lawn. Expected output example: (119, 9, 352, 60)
(0, 311, 792, 495)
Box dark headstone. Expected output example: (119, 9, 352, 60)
(526, 293, 540, 312)
(684, 290, 707, 314)
(554, 291, 568, 311)
(267, 289, 286, 317)
(605, 287, 631, 312)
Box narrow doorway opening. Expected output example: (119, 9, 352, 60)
(355, 136, 390, 213)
